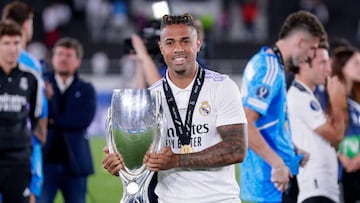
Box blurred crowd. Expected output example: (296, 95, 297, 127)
(0, 1, 360, 203)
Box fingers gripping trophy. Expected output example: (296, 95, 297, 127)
(105, 89, 166, 203)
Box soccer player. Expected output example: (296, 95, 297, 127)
(2, 2, 48, 202)
(103, 13, 248, 203)
(240, 10, 326, 202)
(0, 20, 42, 203)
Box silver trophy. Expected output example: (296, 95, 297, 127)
(105, 89, 166, 203)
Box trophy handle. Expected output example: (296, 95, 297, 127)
(151, 90, 166, 153)
(105, 107, 115, 154)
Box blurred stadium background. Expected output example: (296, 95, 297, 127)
(1, 0, 359, 202)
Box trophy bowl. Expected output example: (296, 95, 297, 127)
(105, 89, 166, 203)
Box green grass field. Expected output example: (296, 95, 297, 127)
(54, 136, 244, 203)
(54, 136, 122, 203)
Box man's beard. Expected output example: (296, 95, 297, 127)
(58, 70, 71, 76)
(289, 57, 298, 67)
(174, 69, 186, 75)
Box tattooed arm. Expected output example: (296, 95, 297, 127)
(179, 123, 247, 168)
(146, 123, 247, 171)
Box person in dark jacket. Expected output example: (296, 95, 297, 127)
(39, 37, 96, 203)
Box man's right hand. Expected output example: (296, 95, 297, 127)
(45, 81, 54, 100)
(271, 164, 292, 192)
(102, 146, 124, 176)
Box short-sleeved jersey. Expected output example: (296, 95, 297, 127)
(339, 98, 360, 158)
(19, 49, 48, 118)
(240, 47, 302, 202)
(0, 64, 42, 164)
(149, 68, 247, 203)
(287, 80, 339, 203)
(19, 49, 47, 196)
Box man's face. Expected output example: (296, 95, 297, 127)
(24, 17, 34, 43)
(307, 48, 331, 85)
(0, 35, 22, 67)
(52, 46, 80, 76)
(292, 32, 319, 66)
(158, 24, 201, 75)
(343, 52, 360, 82)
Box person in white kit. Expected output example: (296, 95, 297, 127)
(287, 39, 346, 203)
(102, 13, 248, 203)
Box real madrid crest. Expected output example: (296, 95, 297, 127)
(199, 101, 211, 116)
(20, 77, 28, 91)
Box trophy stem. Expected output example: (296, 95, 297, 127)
(119, 169, 154, 203)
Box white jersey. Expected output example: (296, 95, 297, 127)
(287, 80, 339, 203)
(149, 68, 247, 203)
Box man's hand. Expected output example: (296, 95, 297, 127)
(271, 164, 292, 192)
(29, 193, 36, 203)
(45, 81, 54, 100)
(146, 147, 178, 171)
(327, 76, 346, 109)
(296, 147, 310, 167)
(338, 154, 360, 173)
(102, 146, 124, 176)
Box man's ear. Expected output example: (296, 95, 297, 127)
(296, 36, 304, 49)
(158, 41, 164, 55)
(22, 20, 28, 32)
(196, 39, 202, 52)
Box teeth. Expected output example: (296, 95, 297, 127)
(174, 57, 185, 61)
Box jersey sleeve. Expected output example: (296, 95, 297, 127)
(241, 56, 281, 116)
(215, 77, 247, 127)
(29, 72, 43, 129)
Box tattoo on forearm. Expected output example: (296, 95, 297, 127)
(179, 124, 247, 168)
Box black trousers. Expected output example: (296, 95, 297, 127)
(282, 176, 299, 203)
(0, 163, 31, 203)
(302, 196, 336, 203)
(342, 170, 360, 203)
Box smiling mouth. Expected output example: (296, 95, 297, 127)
(173, 56, 186, 64)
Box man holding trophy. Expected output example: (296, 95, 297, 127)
(103, 13, 248, 203)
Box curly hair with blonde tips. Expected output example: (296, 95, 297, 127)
(160, 13, 194, 28)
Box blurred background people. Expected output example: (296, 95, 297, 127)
(39, 37, 96, 203)
(332, 47, 360, 203)
(2, 2, 48, 202)
(287, 39, 346, 203)
(0, 20, 42, 203)
(240, 11, 325, 203)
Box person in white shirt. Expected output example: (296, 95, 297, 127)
(287, 39, 346, 203)
(102, 13, 248, 203)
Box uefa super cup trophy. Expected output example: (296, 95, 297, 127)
(105, 89, 166, 203)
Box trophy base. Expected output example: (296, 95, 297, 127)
(119, 174, 153, 203)
(127, 182, 139, 194)
(121, 183, 145, 203)
(120, 196, 144, 203)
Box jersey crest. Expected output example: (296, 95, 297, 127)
(20, 77, 28, 91)
(310, 100, 320, 111)
(256, 86, 270, 99)
(199, 101, 211, 116)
